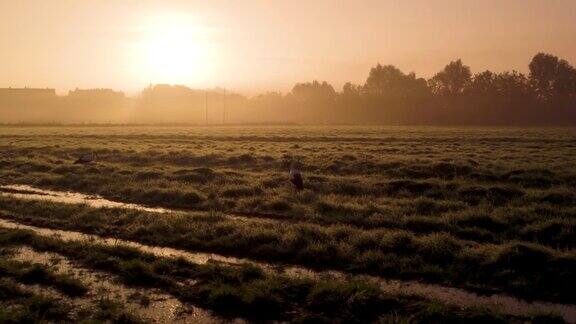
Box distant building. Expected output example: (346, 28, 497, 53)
(0, 87, 131, 123)
(0, 87, 57, 107)
(64, 88, 128, 122)
(0, 88, 59, 122)
(0, 87, 56, 99)
(67, 88, 125, 99)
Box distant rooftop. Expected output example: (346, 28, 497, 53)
(0, 87, 56, 96)
(68, 88, 125, 97)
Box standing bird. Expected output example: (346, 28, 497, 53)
(289, 165, 304, 191)
(74, 152, 95, 164)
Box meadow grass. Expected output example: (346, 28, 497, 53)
(0, 226, 555, 323)
(1, 125, 575, 320)
(0, 197, 573, 304)
(0, 278, 76, 323)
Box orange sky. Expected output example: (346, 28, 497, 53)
(1, 0, 575, 95)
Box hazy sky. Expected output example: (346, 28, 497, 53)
(1, 0, 575, 95)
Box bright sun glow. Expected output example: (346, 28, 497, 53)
(132, 14, 215, 86)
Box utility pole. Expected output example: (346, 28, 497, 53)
(222, 88, 226, 125)
(205, 90, 208, 125)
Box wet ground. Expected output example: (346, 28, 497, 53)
(9, 246, 222, 323)
(0, 203, 573, 323)
(0, 184, 171, 214)
(0, 184, 284, 223)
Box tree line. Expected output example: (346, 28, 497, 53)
(269, 53, 576, 125)
(1, 52, 575, 125)
(244, 52, 576, 125)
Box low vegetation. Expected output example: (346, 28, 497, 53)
(0, 197, 573, 304)
(0, 251, 140, 323)
(0, 227, 559, 323)
(0, 125, 574, 321)
(0, 255, 88, 297)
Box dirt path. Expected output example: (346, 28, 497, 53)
(0, 217, 574, 322)
(0, 184, 315, 224)
(0, 184, 172, 214)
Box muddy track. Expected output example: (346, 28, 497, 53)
(0, 184, 272, 223)
(0, 218, 574, 322)
(0, 184, 172, 214)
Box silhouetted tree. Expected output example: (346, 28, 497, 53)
(363, 64, 427, 97)
(248, 92, 291, 123)
(493, 71, 530, 97)
(291, 81, 336, 103)
(342, 82, 362, 98)
(468, 71, 497, 95)
(529, 53, 576, 101)
(337, 82, 364, 123)
(359, 64, 430, 123)
(289, 81, 337, 122)
(429, 59, 472, 96)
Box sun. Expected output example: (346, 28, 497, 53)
(132, 14, 215, 86)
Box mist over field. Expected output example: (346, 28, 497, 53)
(2, 53, 576, 125)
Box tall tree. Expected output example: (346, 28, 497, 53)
(468, 71, 497, 95)
(289, 81, 337, 122)
(291, 81, 336, 103)
(529, 53, 576, 100)
(363, 64, 427, 97)
(429, 59, 472, 96)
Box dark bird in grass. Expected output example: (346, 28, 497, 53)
(74, 152, 95, 164)
(290, 165, 304, 191)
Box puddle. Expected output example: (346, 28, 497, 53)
(10, 246, 226, 323)
(0, 184, 171, 214)
(0, 218, 574, 322)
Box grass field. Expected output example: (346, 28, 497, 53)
(0, 125, 574, 322)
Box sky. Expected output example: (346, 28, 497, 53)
(1, 0, 575, 95)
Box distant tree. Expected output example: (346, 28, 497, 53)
(364, 64, 405, 96)
(358, 64, 430, 123)
(288, 81, 337, 122)
(363, 64, 427, 97)
(468, 71, 497, 95)
(529, 53, 576, 100)
(493, 71, 530, 97)
(290, 81, 336, 103)
(335, 82, 365, 122)
(341, 82, 362, 98)
(248, 92, 290, 123)
(429, 59, 472, 96)
(235, 52, 576, 125)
